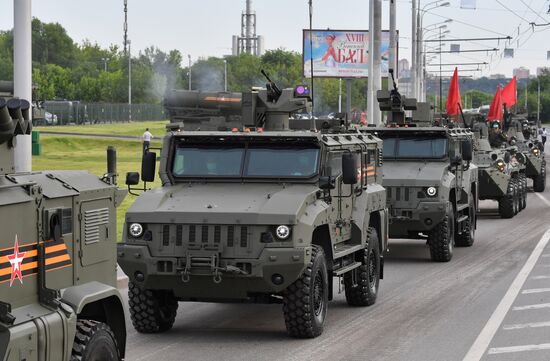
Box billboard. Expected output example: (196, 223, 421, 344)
(303, 29, 393, 78)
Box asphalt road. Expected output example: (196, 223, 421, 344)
(122, 151, 550, 361)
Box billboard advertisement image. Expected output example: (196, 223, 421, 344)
(303, 29, 393, 78)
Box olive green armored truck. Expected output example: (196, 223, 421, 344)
(472, 119, 527, 218)
(361, 74, 478, 262)
(118, 78, 389, 338)
(0, 98, 127, 361)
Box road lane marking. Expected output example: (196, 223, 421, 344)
(462, 229, 550, 361)
(488, 343, 550, 355)
(521, 288, 550, 294)
(503, 321, 550, 330)
(531, 275, 550, 279)
(513, 302, 550, 311)
(535, 193, 550, 207)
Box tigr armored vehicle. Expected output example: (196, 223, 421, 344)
(117, 76, 389, 338)
(0, 97, 127, 360)
(505, 114, 546, 192)
(361, 73, 478, 262)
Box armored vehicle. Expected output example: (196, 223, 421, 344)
(117, 76, 389, 338)
(0, 98, 127, 360)
(361, 72, 478, 262)
(505, 114, 545, 192)
(470, 119, 526, 218)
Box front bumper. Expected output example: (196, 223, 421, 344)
(117, 244, 311, 300)
(478, 167, 509, 199)
(388, 201, 446, 238)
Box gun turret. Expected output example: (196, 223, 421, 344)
(261, 69, 282, 103)
(377, 69, 417, 125)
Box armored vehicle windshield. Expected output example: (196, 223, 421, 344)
(380, 132, 448, 160)
(170, 135, 321, 181)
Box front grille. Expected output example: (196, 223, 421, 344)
(164, 224, 249, 248)
(387, 186, 413, 202)
(162, 225, 170, 246)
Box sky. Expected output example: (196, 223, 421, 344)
(1, 0, 550, 78)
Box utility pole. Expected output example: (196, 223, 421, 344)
(388, 0, 397, 90)
(123, 0, 128, 56)
(537, 77, 541, 126)
(439, 26, 442, 113)
(13, 0, 32, 172)
(411, 0, 417, 98)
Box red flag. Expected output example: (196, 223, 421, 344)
(501, 76, 517, 107)
(446, 67, 462, 116)
(487, 85, 503, 121)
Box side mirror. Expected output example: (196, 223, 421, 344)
(461, 140, 473, 161)
(504, 151, 511, 163)
(342, 153, 358, 185)
(126, 172, 140, 186)
(319, 176, 335, 190)
(141, 152, 156, 182)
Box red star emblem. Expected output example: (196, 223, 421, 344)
(7, 235, 26, 287)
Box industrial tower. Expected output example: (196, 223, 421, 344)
(232, 0, 264, 56)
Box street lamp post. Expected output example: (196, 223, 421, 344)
(128, 40, 132, 122)
(188, 55, 192, 91)
(101, 57, 108, 72)
(537, 76, 541, 127)
(223, 59, 227, 92)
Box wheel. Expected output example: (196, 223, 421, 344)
(428, 203, 455, 262)
(455, 198, 475, 247)
(520, 175, 527, 210)
(128, 282, 178, 333)
(283, 245, 328, 338)
(344, 227, 380, 306)
(533, 160, 546, 192)
(512, 178, 519, 215)
(71, 320, 120, 361)
(498, 180, 515, 219)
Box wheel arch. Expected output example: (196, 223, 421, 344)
(61, 282, 126, 358)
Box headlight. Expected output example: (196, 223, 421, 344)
(426, 186, 437, 197)
(129, 223, 144, 238)
(275, 225, 291, 240)
(496, 160, 506, 172)
(532, 148, 540, 156)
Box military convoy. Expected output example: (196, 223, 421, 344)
(0, 97, 127, 360)
(361, 74, 478, 262)
(117, 75, 389, 338)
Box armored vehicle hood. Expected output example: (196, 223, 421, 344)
(382, 161, 452, 187)
(126, 183, 319, 225)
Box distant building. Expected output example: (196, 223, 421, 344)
(489, 73, 506, 79)
(537, 67, 550, 76)
(513, 67, 530, 79)
(398, 59, 410, 78)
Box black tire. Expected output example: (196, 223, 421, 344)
(533, 160, 546, 192)
(128, 282, 178, 333)
(428, 204, 455, 262)
(512, 178, 519, 215)
(283, 245, 328, 338)
(456, 198, 475, 247)
(498, 180, 515, 219)
(71, 320, 120, 361)
(344, 227, 380, 306)
(520, 174, 527, 210)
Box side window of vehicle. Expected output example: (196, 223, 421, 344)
(328, 151, 343, 177)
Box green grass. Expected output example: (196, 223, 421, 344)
(33, 136, 162, 240)
(35, 120, 169, 138)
